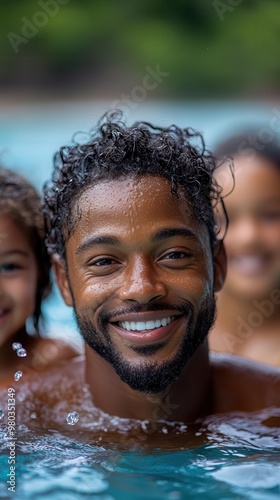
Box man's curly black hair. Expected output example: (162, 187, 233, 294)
(43, 110, 224, 261)
(0, 166, 51, 332)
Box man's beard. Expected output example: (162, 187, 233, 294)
(74, 298, 216, 394)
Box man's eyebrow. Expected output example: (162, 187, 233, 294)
(76, 228, 199, 254)
(151, 228, 198, 242)
(76, 235, 120, 254)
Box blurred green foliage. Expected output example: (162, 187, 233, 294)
(1, 0, 280, 98)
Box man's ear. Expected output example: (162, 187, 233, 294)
(213, 241, 227, 292)
(52, 254, 73, 306)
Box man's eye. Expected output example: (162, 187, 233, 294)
(164, 251, 191, 260)
(93, 258, 117, 266)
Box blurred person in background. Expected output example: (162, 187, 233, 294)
(209, 131, 280, 366)
(0, 166, 77, 387)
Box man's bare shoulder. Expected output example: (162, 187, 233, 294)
(0, 355, 85, 405)
(0, 355, 91, 429)
(210, 351, 280, 413)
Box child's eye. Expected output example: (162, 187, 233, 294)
(260, 211, 280, 222)
(0, 263, 22, 273)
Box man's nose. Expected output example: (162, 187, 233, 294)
(118, 257, 167, 304)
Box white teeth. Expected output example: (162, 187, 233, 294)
(119, 316, 173, 332)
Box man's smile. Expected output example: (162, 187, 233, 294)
(110, 310, 182, 329)
(118, 315, 177, 331)
(110, 314, 185, 346)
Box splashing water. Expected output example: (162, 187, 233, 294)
(14, 370, 23, 382)
(66, 411, 80, 425)
(17, 348, 27, 358)
(12, 342, 27, 357)
(0, 409, 4, 420)
(12, 342, 22, 351)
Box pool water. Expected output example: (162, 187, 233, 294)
(1, 409, 280, 499)
(1, 371, 280, 500)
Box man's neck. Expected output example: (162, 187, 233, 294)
(85, 341, 212, 422)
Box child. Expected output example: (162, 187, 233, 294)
(210, 131, 280, 366)
(0, 166, 77, 386)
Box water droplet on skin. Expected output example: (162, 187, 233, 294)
(14, 370, 23, 382)
(0, 409, 4, 420)
(17, 348, 27, 358)
(12, 342, 22, 351)
(66, 411, 79, 425)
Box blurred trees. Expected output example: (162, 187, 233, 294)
(1, 0, 280, 99)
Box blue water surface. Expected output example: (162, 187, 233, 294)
(1, 406, 280, 499)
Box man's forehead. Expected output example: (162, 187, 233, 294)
(76, 176, 189, 213)
(69, 176, 211, 248)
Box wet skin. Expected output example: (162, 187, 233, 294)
(55, 175, 226, 420)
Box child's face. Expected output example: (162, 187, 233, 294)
(220, 156, 280, 299)
(0, 215, 38, 346)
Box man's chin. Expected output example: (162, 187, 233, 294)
(113, 361, 180, 393)
(85, 336, 186, 393)
(109, 344, 193, 394)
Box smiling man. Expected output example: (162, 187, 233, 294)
(43, 111, 280, 422)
